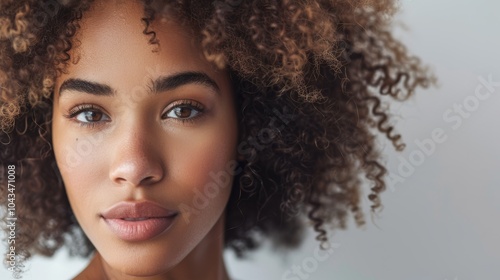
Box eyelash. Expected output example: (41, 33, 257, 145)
(64, 100, 206, 129)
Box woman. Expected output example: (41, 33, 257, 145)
(0, 0, 433, 279)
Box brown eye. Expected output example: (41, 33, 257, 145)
(172, 107, 195, 119)
(79, 111, 104, 122)
(72, 108, 110, 124)
(163, 101, 204, 121)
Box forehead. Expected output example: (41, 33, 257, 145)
(58, 0, 213, 92)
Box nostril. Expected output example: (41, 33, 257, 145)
(109, 152, 165, 186)
(141, 175, 158, 185)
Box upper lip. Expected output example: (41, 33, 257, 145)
(101, 201, 178, 219)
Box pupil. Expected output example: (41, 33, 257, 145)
(85, 111, 101, 121)
(175, 107, 191, 118)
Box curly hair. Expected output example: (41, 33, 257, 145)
(0, 0, 434, 274)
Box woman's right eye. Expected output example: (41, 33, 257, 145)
(66, 104, 111, 127)
(75, 110, 110, 123)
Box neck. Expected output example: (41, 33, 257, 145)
(76, 215, 230, 280)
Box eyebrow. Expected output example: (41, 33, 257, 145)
(58, 71, 220, 97)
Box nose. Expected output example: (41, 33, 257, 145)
(108, 128, 164, 187)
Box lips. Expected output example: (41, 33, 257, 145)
(101, 201, 178, 242)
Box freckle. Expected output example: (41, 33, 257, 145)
(76, 138, 78, 141)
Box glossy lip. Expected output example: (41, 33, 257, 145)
(101, 201, 178, 242)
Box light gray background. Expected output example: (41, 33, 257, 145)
(2, 0, 499, 279)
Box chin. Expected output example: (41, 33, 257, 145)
(93, 235, 188, 277)
(104, 252, 177, 277)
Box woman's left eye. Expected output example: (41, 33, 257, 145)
(162, 101, 204, 122)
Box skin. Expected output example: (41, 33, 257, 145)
(51, 0, 238, 279)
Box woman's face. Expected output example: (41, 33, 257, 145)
(52, 0, 238, 277)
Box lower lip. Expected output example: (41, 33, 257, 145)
(103, 215, 177, 242)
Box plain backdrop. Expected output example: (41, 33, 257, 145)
(2, 0, 500, 279)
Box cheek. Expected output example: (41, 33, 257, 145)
(170, 119, 238, 210)
(52, 126, 108, 222)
